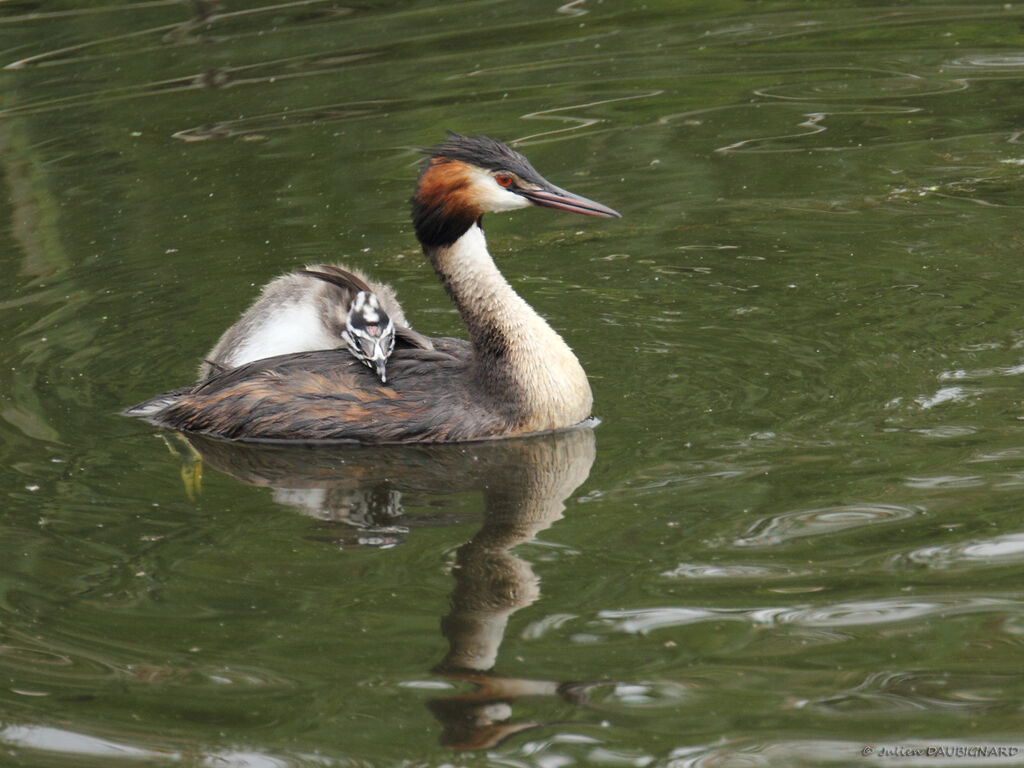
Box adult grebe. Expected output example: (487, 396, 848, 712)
(128, 132, 620, 442)
(198, 264, 423, 383)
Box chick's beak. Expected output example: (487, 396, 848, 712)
(521, 182, 621, 218)
(371, 345, 389, 384)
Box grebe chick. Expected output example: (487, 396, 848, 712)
(341, 290, 396, 383)
(198, 264, 423, 382)
(129, 132, 620, 443)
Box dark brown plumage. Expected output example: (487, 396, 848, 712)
(127, 133, 620, 443)
(150, 340, 509, 442)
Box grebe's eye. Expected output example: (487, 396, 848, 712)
(495, 173, 514, 188)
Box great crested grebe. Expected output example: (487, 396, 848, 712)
(128, 132, 620, 442)
(198, 264, 423, 383)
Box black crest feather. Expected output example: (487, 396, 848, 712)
(424, 131, 541, 180)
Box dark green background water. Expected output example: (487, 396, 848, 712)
(2, 1, 1024, 765)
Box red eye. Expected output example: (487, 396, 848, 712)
(495, 173, 513, 187)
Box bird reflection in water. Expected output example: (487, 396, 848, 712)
(179, 425, 600, 749)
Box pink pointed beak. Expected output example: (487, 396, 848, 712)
(521, 184, 621, 218)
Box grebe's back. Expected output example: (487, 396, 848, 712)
(143, 337, 508, 442)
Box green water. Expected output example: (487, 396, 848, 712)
(3, 1, 1024, 765)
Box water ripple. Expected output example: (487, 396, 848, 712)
(755, 69, 965, 101)
(573, 681, 697, 711)
(599, 596, 1023, 634)
(733, 503, 918, 548)
(599, 606, 741, 634)
(172, 100, 385, 142)
(894, 532, 1024, 570)
(907, 427, 980, 440)
(903, 475, 984, 489)
(914, 386, 978, 409)
(556, 0, 588, 17)
(969, 447, 1024, 464)
(521, 612, 578, 639)
(713, 104, 921, 154)
(812, 670, 1015, 715)
(939, 362, 1024, 381)
(2, 56, 382, 120)
(661, 562, 810, 580)
(3, 0, 348, 70)
(0, 723, 341, 766)
(0, 632, 122, 685)
(515, 91, 665, 145)
(0, 724, 176, 760)
(948, 54, 1024, 70)
(0, 621, 295, 693)
(778, 599, 944, 628)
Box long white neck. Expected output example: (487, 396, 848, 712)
(429, 224, 592, 433)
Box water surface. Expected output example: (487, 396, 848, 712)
(2, 1, 1024, 765)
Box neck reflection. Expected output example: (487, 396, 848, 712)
(180, 426, 596, 750)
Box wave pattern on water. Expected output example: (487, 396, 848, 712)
(732, 504, 918, 548)
(599, 595, 1024, 634)
(893, 532, 1024, 570)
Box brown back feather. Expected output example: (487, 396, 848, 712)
(148, 340, 516, 443)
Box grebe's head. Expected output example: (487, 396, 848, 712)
(342, 291, 396, 384)
(411, 132, 620, 249)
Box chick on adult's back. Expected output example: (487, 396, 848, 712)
(198, 264, 408, 381)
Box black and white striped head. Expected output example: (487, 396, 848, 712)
(341, 291, 396, 383)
